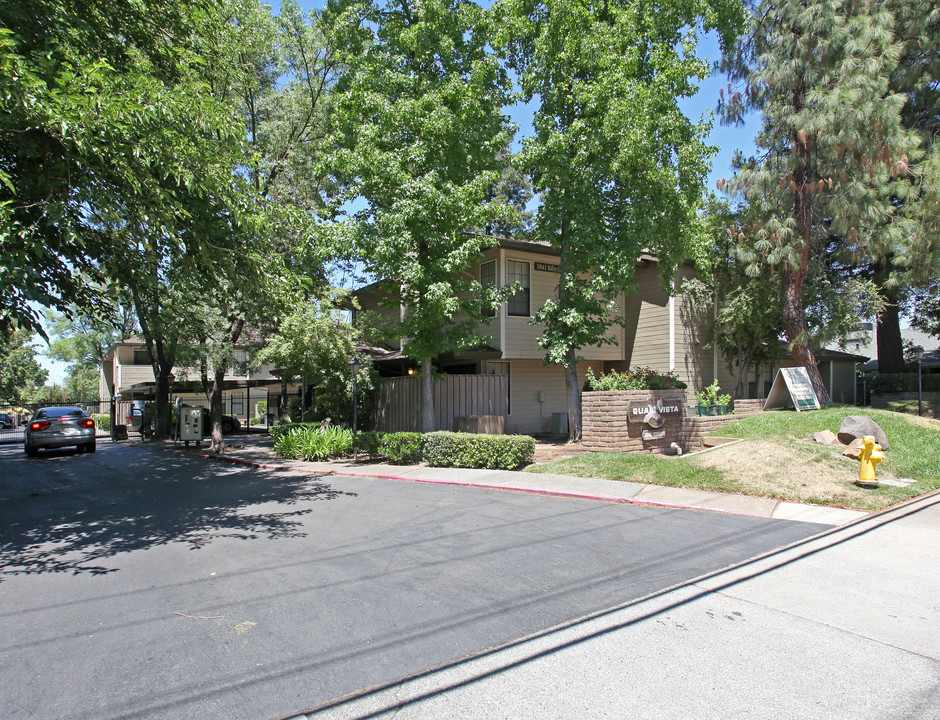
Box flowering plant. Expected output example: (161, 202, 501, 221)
(585, 366, 687, 391)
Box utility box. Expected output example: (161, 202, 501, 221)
(179, 406, 203, 444)
(551, 412, 569, 436)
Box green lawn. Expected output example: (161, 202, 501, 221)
(528, 407, 940, 511)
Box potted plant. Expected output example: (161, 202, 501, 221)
(695, 381, 732, 416)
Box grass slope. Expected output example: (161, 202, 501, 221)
(528, 407, 940, 511)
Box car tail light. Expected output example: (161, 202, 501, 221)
(79, 418, 95, 428)
(31, 421, 51, 431)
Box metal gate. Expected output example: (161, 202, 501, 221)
(0, 401, 111, 444)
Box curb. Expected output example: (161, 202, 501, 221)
(178, 448, 768, 520)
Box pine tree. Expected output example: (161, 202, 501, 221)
(720, 0, 921, 402)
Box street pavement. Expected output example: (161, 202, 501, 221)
(190, 433, 868, 528)
(189, 434, 939, 720)
(287, 491, 940, 720)
(3, 435, 936, 719)
(0, 439, 831, 720)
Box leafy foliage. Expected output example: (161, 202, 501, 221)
(718, 0, 924, 400)
(0, 328, 49, 404)
(334, 0, 512, 430)
(273, 425, 353, 461)
(585, 367, 687, 392)
(868, 373, 940, 395)
(423, 431, 535, 470)
(696, 380, 732, 407)
(493, 0, 744, 439)
(0, 0, 244, 337)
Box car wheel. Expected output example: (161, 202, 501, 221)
(86, 441, 96, 453)
(25, 444, 38, 457)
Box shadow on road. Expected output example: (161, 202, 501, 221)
(0, 444, 356, 577)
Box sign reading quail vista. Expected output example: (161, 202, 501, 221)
(627, 397, 683, 427)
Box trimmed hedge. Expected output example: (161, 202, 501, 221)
(423, 431, 535, 471)
(273, 425, 536, 471)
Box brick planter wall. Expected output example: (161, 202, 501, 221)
(582, 390, 688, 454)
(583, 390, 749, 454)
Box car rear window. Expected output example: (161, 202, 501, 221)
(38, 407, 86, 418)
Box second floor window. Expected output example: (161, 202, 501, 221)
(506, 260, 530, 317)
(480, 260, 496, 317)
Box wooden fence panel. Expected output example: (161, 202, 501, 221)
(372, 375, 509, 433)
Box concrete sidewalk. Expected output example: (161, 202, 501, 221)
(178, 433, 867, 527)
(288, 490, 940, 720)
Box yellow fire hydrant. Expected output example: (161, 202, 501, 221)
(858, 435, 885, 485)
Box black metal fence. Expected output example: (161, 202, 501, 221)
(0, 401, 111, 444)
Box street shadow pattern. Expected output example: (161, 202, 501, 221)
(0, 446, 355, 577)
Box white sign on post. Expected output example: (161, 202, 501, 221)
(763, 367, 821, 412)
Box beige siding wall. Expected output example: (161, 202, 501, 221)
(505, 358, 594, 434)
(674, 266, 715, 393)
(500, 248, 621, 361)
(623, 264, 671, 371)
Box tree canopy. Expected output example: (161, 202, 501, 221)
(334, 0, 513, 431)
(494, 0, 744, 439)
(0, 0, 244, 338)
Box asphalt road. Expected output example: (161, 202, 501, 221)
(1, 442, 828, 720)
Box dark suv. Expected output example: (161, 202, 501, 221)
(0, 413, 16, 429)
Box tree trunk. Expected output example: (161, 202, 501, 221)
(564, 349, 582, 442)
(781, 268, 831, 404)
(876, 288, 905, 374)
(421, 357, 435, 433)
(783, 92, 831, 406)
(153, 368, 172, 440)
(209, 368, 225, 453)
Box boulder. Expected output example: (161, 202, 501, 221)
(842, 437, 865, 459)
(813, 430, 841, 445)
(838, 415, 889, 449)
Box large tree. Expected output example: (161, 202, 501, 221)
(719, 0, 922, 401)
(0, 0, 243, 338)
(495, 0, 744, 440)
(0, 328, 49, 405)
(865, 0, 940, 373)
(335, 0, 512, 432)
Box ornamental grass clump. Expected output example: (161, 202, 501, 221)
(585, 366, 687, 391)
(274, 425, 353, 461)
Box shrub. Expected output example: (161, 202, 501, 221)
(355, 431, 384, 460)
(90, 413, 110, 432)
(423, 432, 535, 470)
(869, 373, 940, 394)
(381, 432, 423, 464)
(273, 425, 353, 461)
(696, 380, 731, 407)
(585, 366, 687, 391)
(269, 422, 321, 441)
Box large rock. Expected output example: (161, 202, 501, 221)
(842, 437, 865, 459)
(813, 430, 841, 445)
(838, 415, 889, 449)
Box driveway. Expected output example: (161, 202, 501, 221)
(1, 442, 828, 720)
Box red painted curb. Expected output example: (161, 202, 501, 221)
(181, 449, 761, 519)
